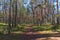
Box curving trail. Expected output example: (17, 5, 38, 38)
(0, 26, 60, 40)
(0, 33, 60, 40)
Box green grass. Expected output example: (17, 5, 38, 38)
(32, 25, 53, 31)
(56, 25, 60, 32)
(0, 23, 60, 33)
(0, 23, 8, 34)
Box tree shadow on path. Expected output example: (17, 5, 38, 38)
(0, 32, 60, 40)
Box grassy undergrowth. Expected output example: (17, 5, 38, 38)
(0, 23, 60, 34)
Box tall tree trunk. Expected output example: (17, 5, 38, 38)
(8, 0, 12, 34)
(53, 0, 59, 31)
(30, 2, 35, 25)
(12, 1, 14, 28)
(56, 0, 59, 25)
(14, 0, 17, 28)
(52, 0, 55, 25)
(3, 0, 5, 23)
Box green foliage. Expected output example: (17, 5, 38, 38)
(0, 23, 60, 33)
(18, 26, 26, 32)
(30, 0, 37, 3)
(0, 23, 8, 34)
(0, 23, 8, 29)
(17, 24, 27, 32)
(11, 24, 27, 32)
(32, 25, 53, 31)
(56, 25, 60, 32)
(21, 7, 27, 13)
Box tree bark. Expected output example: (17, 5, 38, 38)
(8, 0, 12, 34)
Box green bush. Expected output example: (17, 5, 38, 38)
(16, 25, 27, 32)
(0, 24, 8, 34)
(18, 26, 26, 32)
(32, 25, 53, 31)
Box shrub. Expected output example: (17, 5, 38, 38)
(32, 25, 53, 31)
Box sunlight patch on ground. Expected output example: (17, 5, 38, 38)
(36, 37, 60, 40)
(11, 31, 59, 35)
(36, 31, 58, 34)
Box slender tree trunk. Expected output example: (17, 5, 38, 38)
(30, 2, 35, 25)
(3, 1, 5, 23)
(52, 0, 55, 25)
(56, 0, 59, 25)
(12, 1, 14, 28)
(14, 0, 17, 28)
(53, 0, 59, 31)
(8, 0, 12, 34)
(3, 3, 4, 23)
(40, 7, 43, 26)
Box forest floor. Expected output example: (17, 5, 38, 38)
(0, 26, 60, 40)
(0, 32, 60, 40)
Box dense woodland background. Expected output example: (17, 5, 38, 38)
(0, 0, 60, 34)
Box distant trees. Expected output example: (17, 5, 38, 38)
(0, 0, 59, 29)
(0, 0, 59, 33)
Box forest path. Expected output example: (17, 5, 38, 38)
(1, 33, 60, 40)
(0, 25, 60, 40)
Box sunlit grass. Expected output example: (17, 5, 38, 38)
(0, 23, 60, 34)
